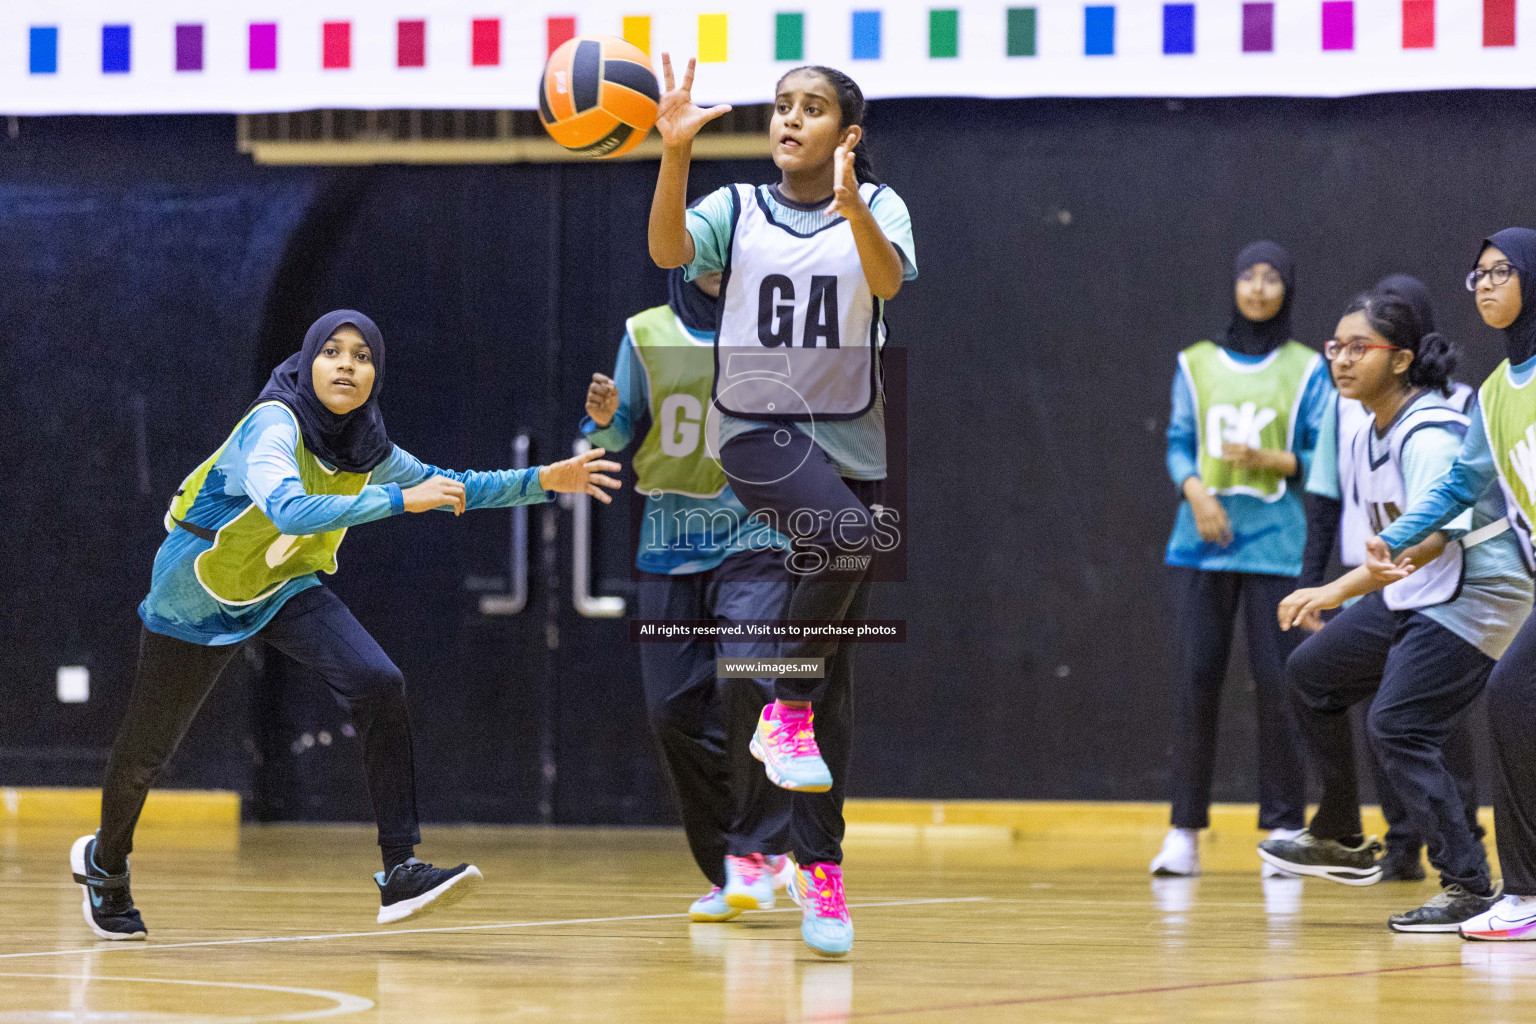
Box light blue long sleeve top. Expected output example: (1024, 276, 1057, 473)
(580, 320, 783, 576)
(141, 404, 551, 645)
(1164, 350, 1334, 576)
(1379, 354, 1536, 557)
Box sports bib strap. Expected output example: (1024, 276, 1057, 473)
(1462, 518, 1511, 548)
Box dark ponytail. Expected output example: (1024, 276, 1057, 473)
(775, 65, 882, 185)
(1342, 290, 1459, 396)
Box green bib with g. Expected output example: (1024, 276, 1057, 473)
(167, 402, 369, 606)
(1479, 360, 1536, 567)
(629, 306, 728, 499)
(1177, 340, 1320, 502)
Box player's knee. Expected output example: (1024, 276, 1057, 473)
(1283, 641, 1327, 704)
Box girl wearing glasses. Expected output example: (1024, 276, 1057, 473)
(1257, 285, 1522, 932)
(1298, 274, 1482, 884)
(1373, 228, 1536, 940)
(1153, 241, 1332, 878)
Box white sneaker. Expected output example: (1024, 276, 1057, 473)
(1261, 828, 1304, 878)
(1461, 893, 1536, 941)
(1150, 828, 1200, 876)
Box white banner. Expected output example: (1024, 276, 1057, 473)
(2, 0, 1533, 114)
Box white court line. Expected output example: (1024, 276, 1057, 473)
(1, 897, 988, 961)
(0, 972, 373, 1021)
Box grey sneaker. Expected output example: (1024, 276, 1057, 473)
(1389, 882, 1503, 933)
(1256, 830, 1384, 886)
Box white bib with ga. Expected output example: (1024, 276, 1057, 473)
(1350, 391, 1491, 610)
(712, 182, 884, 422)
(1337, 381, 1474, 568)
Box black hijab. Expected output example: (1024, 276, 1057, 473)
(1224, 240, 1295, 357)
(667, 266, 718, 333)
(253, 309, 393, 473)
(1374, 274, 1436, 335)
(1480, 228, 1536, 366)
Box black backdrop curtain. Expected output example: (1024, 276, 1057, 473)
(2, 92, 1527, 819)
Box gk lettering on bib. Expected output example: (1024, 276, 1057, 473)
(713, 183, 884, 422)
(628, 305, 730, 499)
(1177, 340, 1320, 502)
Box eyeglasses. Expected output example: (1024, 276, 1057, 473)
(1467, 262, 1517, 291)
(1324, 339, 1398, 362)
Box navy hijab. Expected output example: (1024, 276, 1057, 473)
(1375, 273, 1437, 335)
(1480, 228, 1536, 366)
(1224, 241, 1295, 357)
(254, 310, 393, 474)
(667, 266, 718, 333)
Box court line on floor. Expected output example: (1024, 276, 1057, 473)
(0, 972, 373, 1021)
(1, 897, 989, 960)
(799, 955, 1511, 1021)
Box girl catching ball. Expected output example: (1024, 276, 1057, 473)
(647, 56, 917, 957)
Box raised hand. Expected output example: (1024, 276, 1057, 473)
(655, 53, 733, 147)
(586, 372, 619, 428)
(539, 448, 624, 504)
(402, 475, 467, 515)
(824, 128, 864, 219)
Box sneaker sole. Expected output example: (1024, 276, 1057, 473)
(1256, 847, 1381, 886)
(1389, 919, 1466, 933)
(724, 888, 775, 911)
(690, 906, 744, 923)
(377, 865, 483, 925)
(750, 733, 832, 793)
(71, 835, 146, 941)
(1462, 930, 1536, 941)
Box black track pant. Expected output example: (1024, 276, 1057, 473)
(1486, 611, 1536, 896)
(721, 428, 883, 866)
(1288, 591, 1492, 893)
(1168, 567, 1307, 831)
(97, 585, 419, 871)
(637, 546, 794, 888)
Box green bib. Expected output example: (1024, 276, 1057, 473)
(1479, 360, 1536, 565)
(629, 306, 728, 498)
(167, 402, 369, 606)
(1177, 340, 1320, 502)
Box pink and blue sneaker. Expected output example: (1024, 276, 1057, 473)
(790, 861, 853, 957)
(690, 886, 742, 923)
(750, 702, 833, 793)
(724, 854, 775, 910)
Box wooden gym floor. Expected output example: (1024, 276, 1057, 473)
(5, 814, 1536, 1023)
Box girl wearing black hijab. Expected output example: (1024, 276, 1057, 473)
(71, 310, 621, 940)
(1375, 228, 1536, 939)
(1154, 242, 1333, 877)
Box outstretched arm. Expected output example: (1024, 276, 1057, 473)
(649, 54, 731, 268)
(374, 446, 622, 509)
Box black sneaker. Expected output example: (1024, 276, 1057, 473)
(1378, 850, 1427, 882)
(375, 858, 483, 924)
(70, 833, 147, 940)
(1256, 830, 1384, 886)
(1389, 882, 1504, 933)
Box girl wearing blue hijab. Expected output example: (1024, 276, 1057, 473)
(1373, 229, 1536, 939)
(71, 311, 621, 941)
